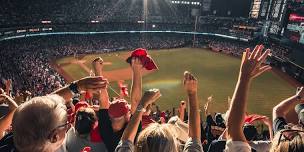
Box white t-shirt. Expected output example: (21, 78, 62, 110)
(225, 140, 251, 152)
(249, 141, 271, 152)
(64, 127, 108, 152)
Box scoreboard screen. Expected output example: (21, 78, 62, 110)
(284, 1, 304, 44)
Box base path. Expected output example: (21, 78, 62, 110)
(53, 57, 155, 83)
(50, 61, 74, 82)
(103, 68, 155, 82)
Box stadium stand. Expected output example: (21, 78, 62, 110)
(0, 0, 304, 152)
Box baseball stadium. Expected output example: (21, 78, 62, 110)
(0, 0, 304, 152)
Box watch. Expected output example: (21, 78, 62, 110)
(136, 104, 146, 112)
(69, 82, 80, 94)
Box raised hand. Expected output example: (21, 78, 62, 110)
(131, 57, 143, 71)
(76, 76, 108, 93)
(183, 71, 198, 95)
(139, 89, 161, 108)
(0, 94, 18, 110)
(260, 116, 271, 125)
(92, 57, 104, 76)
(0, 88, 4, 95)
(204, 96, 213, 115)
(240, 45, 271, 80)
(5, 79, 12, 88)
(0, 94, 8, 103)
(183, 71, 201, 141)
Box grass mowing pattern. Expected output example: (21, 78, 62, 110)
(55, 48, 295, 117)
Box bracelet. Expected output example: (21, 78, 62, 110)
(69, 82, 80, 94)
(136, 104, 146, 113)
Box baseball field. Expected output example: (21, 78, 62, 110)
(54, 48, 296, 117)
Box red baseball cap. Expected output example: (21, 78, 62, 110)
(68, 101, 90, 123)
(108, 99, 130, 118)
(75, 101, 89, 113)
(126, 48, 158, 70)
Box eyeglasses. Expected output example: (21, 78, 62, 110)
(277, 129, 304, 146)
(48, 121, 71, 139)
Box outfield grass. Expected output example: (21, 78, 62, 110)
(55, 48, 295, 117)
(83, 53, 128, 71)
(61, 64, 88, 80)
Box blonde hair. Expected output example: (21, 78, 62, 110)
(135, 123, 179, 152)
(270, 128, 304, 152)
(12, 95, 66, 152)
(167, 116, 189, 143)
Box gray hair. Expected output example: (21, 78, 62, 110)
(12, 94, 66, 152)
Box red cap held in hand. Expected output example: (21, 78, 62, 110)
(108, 99, 130, 118)
(126, 48, 158, 70)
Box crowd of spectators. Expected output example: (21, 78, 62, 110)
(0, 33, 294, 98)
(0, 0, 197, 27)
(0, 42, 303, 152)
(0, 33, 302, 152)
(0, 33, 190, 97)
(196, 37, 293, 59)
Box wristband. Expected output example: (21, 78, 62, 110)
(136, 104, 146, 113)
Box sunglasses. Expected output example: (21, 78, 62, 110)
(277, 129, 304, 146)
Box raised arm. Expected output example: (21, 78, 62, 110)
(273, 87, 303, 121)
(204, 96, 213, 116)
(183, 71, 200, 140)
(130, 57, 143, 114)
(260, 117, 273, 140)
(178, 101, 186, 121)
(121, 89, 161, 142)
(0, 94, 18, 139)
(51, 76, 108, 103)
(92, 57, 110, 109)
(5, 79, 12, 96)
(226, 45, 271, 142)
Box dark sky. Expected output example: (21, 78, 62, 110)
(210, 0, 252, 17)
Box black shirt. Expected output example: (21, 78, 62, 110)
(97, 109, 126, 152)
(0, 132, 17, 152)
(273, 117, 288, 134)
(97, 109, 142, 152)
(205, 114, 216, 145)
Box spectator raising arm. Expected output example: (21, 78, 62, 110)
(226, 45, 271, 149)
(183, 71, 201, 140)
(51, 76, 108, 103)
(5, 79, 12, 96)
(130, 57, 144, 114)
(273, 87, 304, 123)
(92, 57, 110, 109)
(204, 96, 213, 116)
(178, 100, 186, 122)
(0, 94, 18, 139)
(259, 117, 273, 140)
(121, 89, 161, 143)
(183, 71, 203, 152)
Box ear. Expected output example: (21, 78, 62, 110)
(49, 130, 60, 143)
